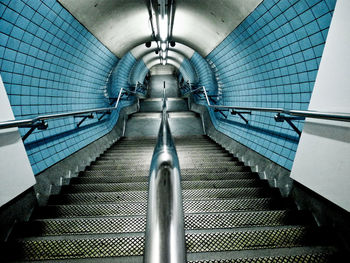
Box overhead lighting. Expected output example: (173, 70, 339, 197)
(159, 14, 168, 41)
(161, 42, 167, 52)
(162, 59, 166, 66)
(162, 51, 167, 59)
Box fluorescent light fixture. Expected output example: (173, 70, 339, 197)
(152, 12, 158, 36)
(162, 59, 166, 65)
(161, 42, 167, 51)
(159, 14, 168, 41)
(162, 51, 167, 59)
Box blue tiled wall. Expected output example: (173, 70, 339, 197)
(0, 0, 121, 174)
(205, 0, 337, 170)
(129, 59, 148, 85)
(179, 58, 198, 84)
(190, 52, 218, 94)
(108, 52, 140, 127)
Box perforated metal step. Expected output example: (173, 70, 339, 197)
(75, 171, 257, 183)
(14, 210, 310, 238)
(50, 187, 271, 205)
(38, 198, 282, 218)
(6, 226, 329, 261)
(188, 253, 335, 263)
(63, 179, 261, 194)
(88, 163, 250, 172)
(185, 226, 328, 253)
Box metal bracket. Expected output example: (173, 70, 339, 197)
(97, 111, 111, 121)
(274, 113, 305, 136)
(230, 110, 251, 124)
(208, 96, 218, 104)
(76, 114, 94, 128)
(214, 108, 229, 119)
(22, 120, 48, 142)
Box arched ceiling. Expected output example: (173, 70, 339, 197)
(58, 0, 262, 58)
(131, 41, 194, 61)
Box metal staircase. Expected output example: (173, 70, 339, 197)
(2, 76, 342, 262)
(3, 135, 339, 262)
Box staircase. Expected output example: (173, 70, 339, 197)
(3, 135, 340, 262)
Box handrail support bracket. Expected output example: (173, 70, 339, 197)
(230, 110, 251, 124)
(22, 120, 48, 142)
(274, 113, 304, 136)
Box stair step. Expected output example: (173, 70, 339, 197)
(72, 172, 257, 184)
(81, 169, 254, 178)
(95, 156, 234, 163)
(185, 226, 329, 253)
(90, 161, 243, 169)
(36, 198, 286, 218)
(62, 179, 262, 194)
(187, 249, 337, 263)
(50, 187, 272, 205)
(13, 210, 311, 238)
(102, 152, 231, 158)
(5, 235, 145, 261)
(87, 163, 249, 171)
(5, 226, 331, 261)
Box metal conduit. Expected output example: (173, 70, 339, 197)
(143, 82, 186, 263)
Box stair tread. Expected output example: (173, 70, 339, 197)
(62, 179, 263, 193)
(36, 198, 289, 218)
(5, 226, 333, 261)
(50, 187, 273, 205)
(13, 210, 312, 238)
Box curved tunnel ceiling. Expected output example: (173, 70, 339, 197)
(58, 0, 263, 58)
(131, 41, 195, 61)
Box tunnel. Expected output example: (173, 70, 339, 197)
(0, 0, 349, 261)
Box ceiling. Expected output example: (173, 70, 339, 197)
(58, 0, 262, 59)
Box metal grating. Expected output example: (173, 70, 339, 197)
(65, 179, 260, 194)
(8, 227, 322, 261)
(50, 191, 148, 205)
(182, 179, 260, 190)
(30, 217, 146, 236)
(188, 253, 333, 263)
(41, 198, 275, 218)
(181, 167, 251, 175)
(10, 236, 144, 261)
(40, 202, 147, 218)
(89, 164, 150, 171)
(183, 188, 269, 200)
(185, 226, 311, 252)
(25, 210, 298, 237)
(182, 172, 257, 181)
(183, 198, 275, 213)
(82, 170, 149, 177)
(184, 210, 294, 230)
(66, 182, 148, 193)
(52, 188, 267, 205)
(72, 176, 148, 184)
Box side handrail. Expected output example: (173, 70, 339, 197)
(0, 88, 126, 130)
(199, 86, 350, 122)
(185, 85, 350, 136)
(144, 82, 186, 263)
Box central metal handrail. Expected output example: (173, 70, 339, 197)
(144, 82, 186, 263)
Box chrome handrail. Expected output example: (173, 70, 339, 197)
(195, 86, 350, 123)
(144, 82, 186, 263)
(0, 88, 127, 130)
